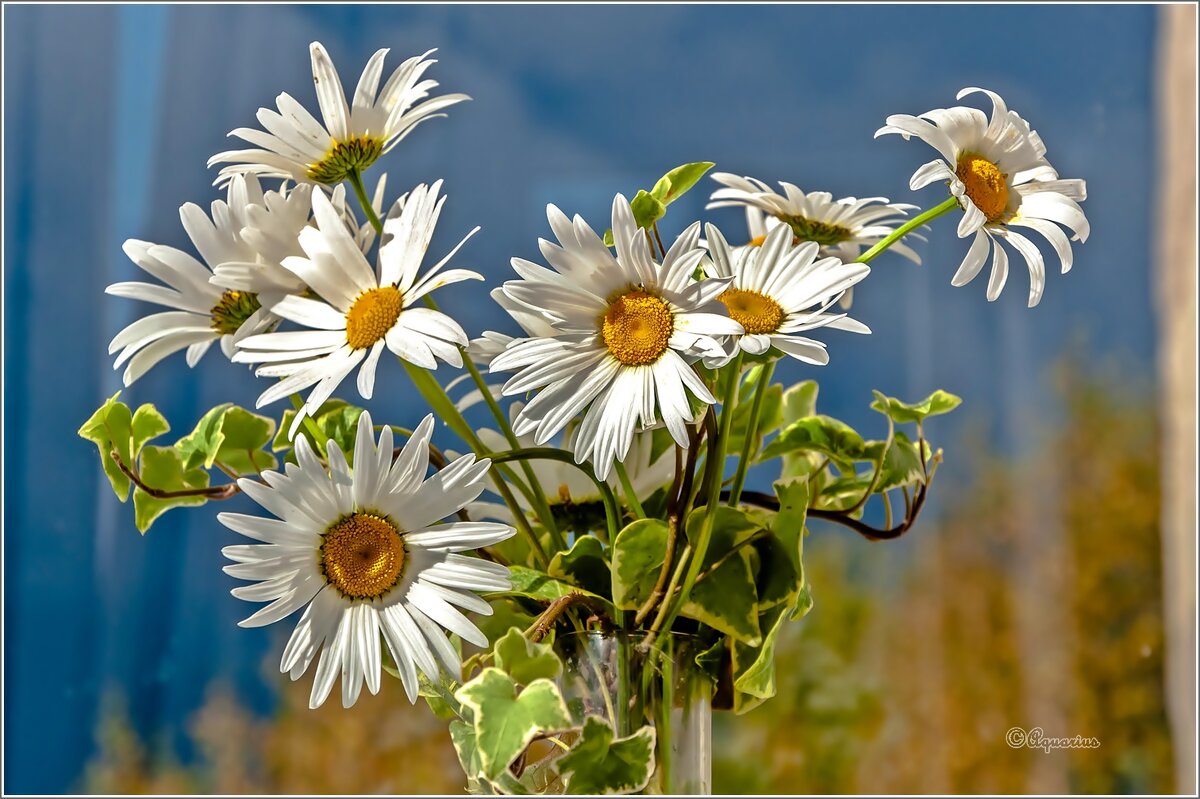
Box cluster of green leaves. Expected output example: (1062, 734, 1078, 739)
(602, 162, 715, 246)
(78, 393, 276, 532)
(449, 628, 658, 795)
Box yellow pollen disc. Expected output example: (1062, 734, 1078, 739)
(956, 153, 1011, 223)
(600, 290, 674, 366)
(321, 512, 405, 599)
(345, 286, 403, 350)
(719, 288, 785, 335)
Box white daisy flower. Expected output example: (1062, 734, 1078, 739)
(489, 194, 743, 479)
(209, 42, 469, 187)
(233, 180, 481, 438)
(221, 411, 514, 709)
(706, 172, 922, 265)
(704, 223, 871, 364)
(469, 404, 678, 530)
(210, 174, 385, 303)
(106, 191, 278, 385)
(876, 87, 1089, 307)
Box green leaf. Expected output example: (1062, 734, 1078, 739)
(869, 388, 962, 424)
(610, 519, 669, 610)
(651, 162, 716, 205)
(728, 366, 784, 458)
(175, 403, 233, 470)
(212, 406, 277, 474)
(731, 602, 791, 714)
(816, 474, 872, 513)
(450, 719, 485, 789)
(629, 190, 666, 230)
(499, 567, 614, 615)
(761, 414, 867, 467)
(493, 627, 562, 686)
(455, 668, 572, 781)
(753, 479, 809, 609)
(682, 508, 764, 644)
(274, 399, 364, 462)
(78, 392, 134, 501)
(130, 404, 170, 453)
(781, 380, 819, 424)
(132, 445, 210, 533)
(548, 535, 611, 598)
(557, 716, 657, 795)
(872, 430, 925, 492)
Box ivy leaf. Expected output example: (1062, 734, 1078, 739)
(548, 535, 611, 598)
(610, 519, 669, 610)
(869, 389, 962, 424)
(731, 601, 792, 714)
(175, 403, 233, 470)
(650, 161, 715, 205)
(557, 716, 657, 795)
(498, 567, 614, 615)
(132, 445, 210, 533)
(449, 719, 485, 791)
(130, 404, 170, 453)
(681, 508, 764, 644)
(781, 380, 819, 424)
(454, 668, 572, 781)
(872, 430, 926, 492)
(493, 627, 563, 686)
(753, 479, 809, 609)
(274, 399, 364, 463)
(761, 414, 867, 468)
(629, 189, 666, 230)
(212, 406, 277, 474)
(78, 392, 135, 501)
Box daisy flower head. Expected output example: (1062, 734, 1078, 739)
(876, 87, 1089, 307)
(106, 189, 279, 385)
(210, 42, 469, 187)
(707, 172, 922, 265)
(221, 411, 514, 709)
(234, 180, 482, 438)
(210, 174, 385, 304)
(705, 223, 871, 365)
(489, 194, 743, 479)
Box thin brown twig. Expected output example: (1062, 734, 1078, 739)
(528, 592, 613, 642)
(111, 449, 242, 500)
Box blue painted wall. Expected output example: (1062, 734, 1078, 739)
(3, 4, 1156, 793)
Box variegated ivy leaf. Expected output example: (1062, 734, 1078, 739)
(493, 627, 562, 686)
(557, 716, 657, 795)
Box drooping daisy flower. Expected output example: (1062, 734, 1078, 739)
(876, 87, 1089, 307)
(210, 174, 385, 303)
(704, 223, 871, 364)
(234, 180, 481, 438)
(106, 192, 278, 385)
(468, 403, 678, 531)
(707, 172, 922, 265)
(489, 194, 743, 479)
(209, 42, 469, 187)
(221, 411, 513, 709)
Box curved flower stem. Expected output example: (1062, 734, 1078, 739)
(613, 460, 645, 519)
(459, 353, 566, 552)
(488, 447, 620, 545)
(650, 354, 744, 640)
(855, 195, 958, 264)
(403, 361, 551, 568)
(348, 168, 384, 234)
(728, 360, 775, 506)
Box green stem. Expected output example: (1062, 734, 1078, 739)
(728, 360, 775, 506)
(289, 394, 329, 455)
(460, 352, 565, 552)
(488, 447, 620, 545)
(614, 461, 646, 520)
(402, 361, 551, 568)
(652, 355, 743, 637)
(855, 196, 958, 264)
(347, 167, 384, 235)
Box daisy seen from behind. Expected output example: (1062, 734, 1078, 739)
(220, 411, 514, 709)
(488, 194, 743, 479)
(876, 87, 1089, 307)
(106, 188, 280, 386)
(704, 223, 872, 365)
(234, 180, 481, 438)
(209, 42, 469, 187)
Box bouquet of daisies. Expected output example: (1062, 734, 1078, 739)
(79, 41, 1087, 795)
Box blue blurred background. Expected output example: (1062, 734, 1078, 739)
(4, 3, 1162, 793)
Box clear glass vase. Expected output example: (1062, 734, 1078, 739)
(516, 630, 713, 795)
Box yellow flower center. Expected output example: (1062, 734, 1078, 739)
(956, 153, 1010, 223)
(210, 290, 261, 336)
(718, 288, 785, 335)
(345, 286, 402, 350)
(321, 512, 405, 599)
(600, 290, 674, 366)
(306, 135, 385, 185)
